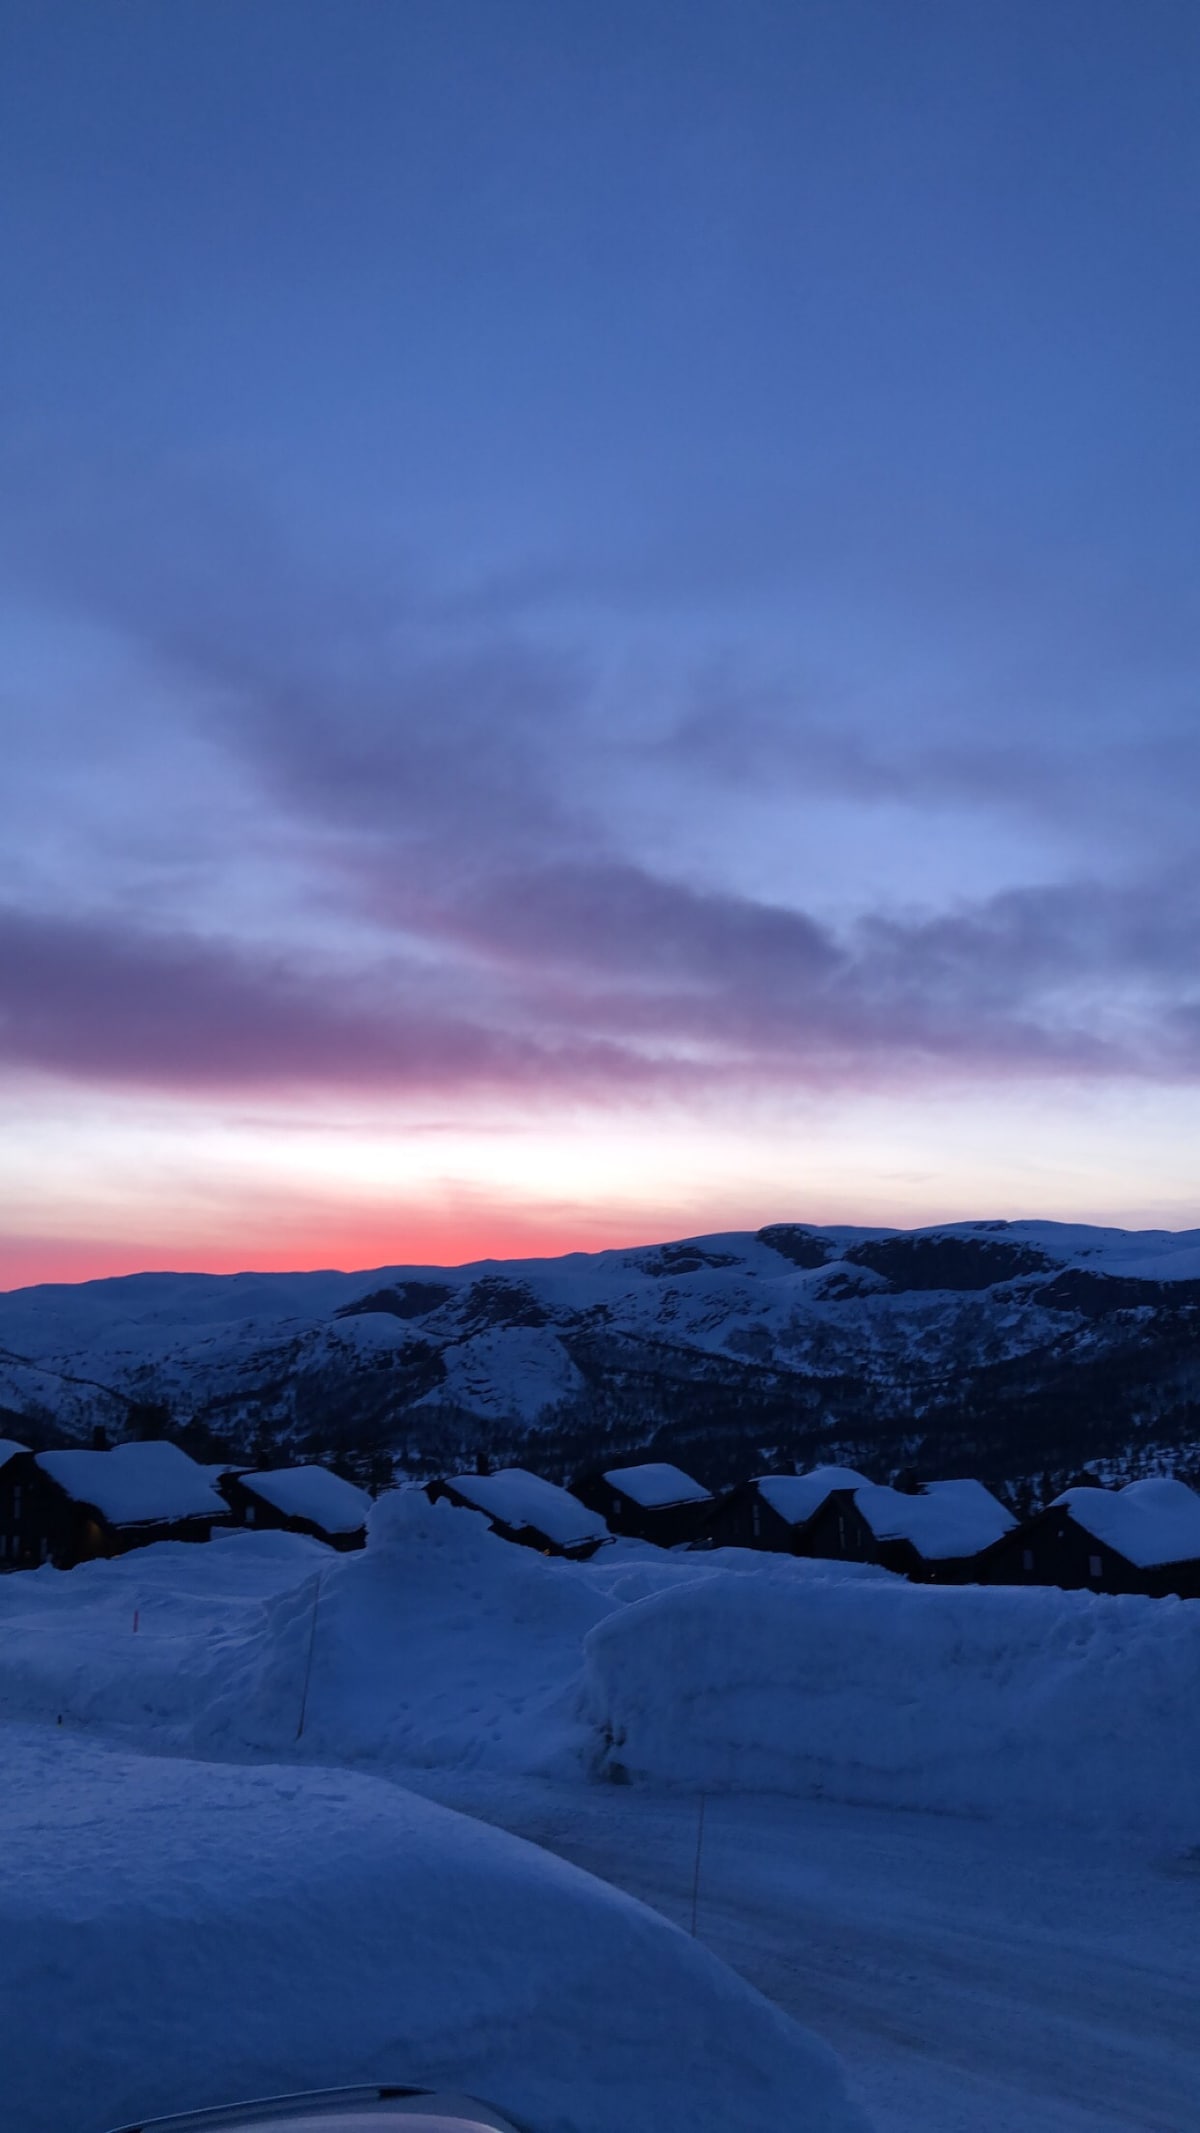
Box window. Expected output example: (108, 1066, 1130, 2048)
(837, 1514, 846, 1546)
(751, 1501, 762, 1539)
(246, 1504, 256, 1525)
(1022, 1549, 1034, 1572)
(12, 1486, 21, 1517)
(1089, 1554, 1103, 1579)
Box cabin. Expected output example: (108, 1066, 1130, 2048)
(573, 1462, 714, 1546)
(837, 1479, 1017, 1582)
(220, 1465, 372, 1551)
(0, 1439, 45, 1570)
(978, 1477, 1200, 1599)
(426, 1468, 612, 1559)
(31, 1441, 231, 1568)
(704, 1467, 870, 1553)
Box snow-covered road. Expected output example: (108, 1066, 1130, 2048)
(416, 1775, 1200, 2133)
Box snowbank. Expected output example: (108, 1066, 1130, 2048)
(2, 1496, 1193, 1843)
(582, 1573, 1200, 1838)
(241, 1464, 372, 1533)
(0, 1501, 889, 1775)
(0, 1727, 865, 2133)
(0, 1499, 612, 1771)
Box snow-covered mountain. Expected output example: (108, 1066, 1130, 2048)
(2, 1219, 1200, 1491)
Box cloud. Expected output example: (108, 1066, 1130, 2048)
(0, 905, 645, 1096)
(3, 446, 1199, 1110)
(2, 859, 1197, 1108)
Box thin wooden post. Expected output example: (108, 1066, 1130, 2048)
(689, 1791, 707, 1937)
(295, 1572, 324, 1742)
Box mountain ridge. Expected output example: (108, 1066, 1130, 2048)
(3, 1218, 1199, 1495)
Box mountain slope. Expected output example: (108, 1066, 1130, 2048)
(3, 1220, 1200, 1491)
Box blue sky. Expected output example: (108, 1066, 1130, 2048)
(2, 1, 1199, 1279)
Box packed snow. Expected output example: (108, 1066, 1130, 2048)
(443, 1468, 611, 1551)
(3, 1489, 1198, 2131)
(757, 1467, 869, 1525)
(1052, 1476, 1200, 1567)
(240, 1463, 372, 1534)
(0, 1725, 864, 2133)
(602, 1461, 713, 1508)
(35, 1439, 227, 1525)
(853, 1479, 1015, 1558)
(582, 1571, 1200, 1835)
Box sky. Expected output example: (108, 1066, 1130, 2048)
(2, 0, 1199, 1284)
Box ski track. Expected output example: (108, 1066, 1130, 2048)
(407, 1776, 1200, 2133)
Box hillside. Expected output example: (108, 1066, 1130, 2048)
(2, 1220, 1200, 1493)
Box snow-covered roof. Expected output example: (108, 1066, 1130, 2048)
(446, 1468, 611, 1549)
(239, 1465, 372, 1534)
(35, 1442, 228, 1528)
(0, 1438, 29, 1471)
(755, 1466, 868, 1526)
(1052, 1478, 1200, 1569)
(601, 1462, 712, 1509)
(854, 1480, 1016, 1560)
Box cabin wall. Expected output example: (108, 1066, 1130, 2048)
(800, 1492, 880, 1564)
(574, 1475, 708, 1547)
(219, 1473, 288, 1532)
(0, 1454, 62, 1571)
(703, 1484, 805, 1552)
(979, 1511, 1138, 1595)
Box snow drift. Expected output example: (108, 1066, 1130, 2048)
(2, 1493, 1195, 1842)
(0, 1726, 866, 2133)
(582, 1573, 1200, 1838)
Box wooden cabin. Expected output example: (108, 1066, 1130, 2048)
(0, 1440, 46, 1570)
(221, 1465, 372, 1551)
(573, 1462, 714, 1546)
(978, 1478, 1200, 1599)
(426, 1468, 612, 1559)
(30, 1441, 230, 1568)
(704, 1467, 870, 1553)
(841, 1479, 1017, 1583)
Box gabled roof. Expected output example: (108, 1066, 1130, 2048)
(238, 1465, 371, 1535)
(0, 1438, 30, 1472)
(854, 1479, 1015, 1560)
(445, 1468, 610, 1550)
(601, 1462, 712, 1509)
(1051, 1477, 1200, 1569)
(35, 1442, 227, 1528)
(753, 1466, 868, 1527)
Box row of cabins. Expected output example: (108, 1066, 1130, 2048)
(427, 1458, 1200, 1598)
(5, 1435, 1199, 1602)
(0, 1438, 373, 1571)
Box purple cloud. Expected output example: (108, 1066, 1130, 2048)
(2, 859, 1197, 1105)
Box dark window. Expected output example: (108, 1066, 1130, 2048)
(1022, 1549, 1034, 1572)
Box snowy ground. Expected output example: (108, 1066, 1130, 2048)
(415, 1774, 1200, 2133)
(2, 1495, 1198, 2132)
